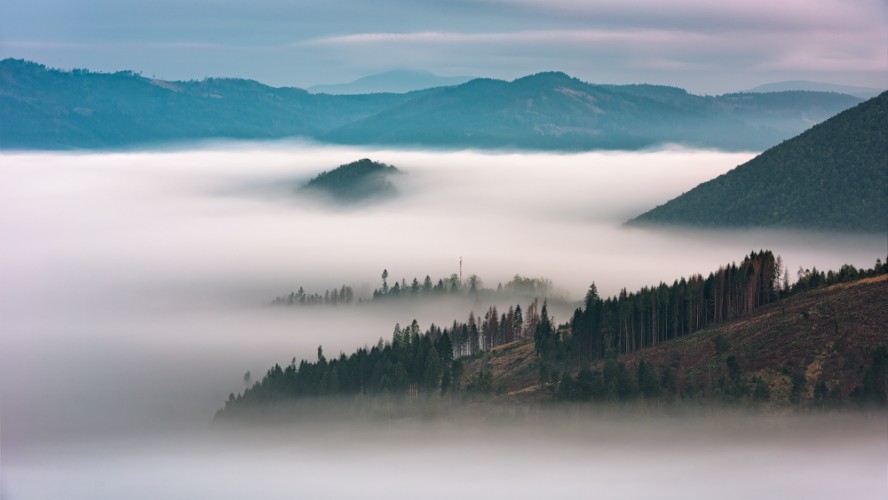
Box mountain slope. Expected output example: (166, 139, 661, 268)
(628, 92, 888, 232)
(618, 274, 888, 404)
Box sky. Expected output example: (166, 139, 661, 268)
(1, 0, 886, 94)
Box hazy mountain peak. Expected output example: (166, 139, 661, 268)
(745, 80, 884, 99)
(516, 70, 572, 80)
(1, 57, 39, 69)
(308, 69, 474, 95)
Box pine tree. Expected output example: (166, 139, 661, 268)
(513, 304, 524, 340)
(534, 301, 554, 357)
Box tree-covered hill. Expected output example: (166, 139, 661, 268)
(216, 254, 887, 419)
(1, 59, 863, 151)
(628, 92, 888, 232)
(300, 159, 401, 203)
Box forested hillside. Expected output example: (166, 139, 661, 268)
(550, 273, 888, 407)
(1, 59, 862, 151)
(217, 253, 887, 418)
(628, 92, 888, 232)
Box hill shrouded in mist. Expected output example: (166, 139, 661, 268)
(300, 158, 401, 203)
(628, 92, 888, 232)
(745, 80, 883, 99)
(0, 59, 862, 151)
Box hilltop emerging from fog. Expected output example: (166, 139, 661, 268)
(0, 58, 863, 151)
(300, 159, 401, 203)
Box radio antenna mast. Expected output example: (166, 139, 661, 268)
(459, 256, 462, 284)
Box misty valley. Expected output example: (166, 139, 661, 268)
(3, 0, 888, 491)
(2, 143, 886, 499)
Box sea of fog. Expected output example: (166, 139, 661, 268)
(1, 142, 885, 498)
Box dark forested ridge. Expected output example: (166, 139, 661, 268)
(300, 159, 401, 203)
(628, 91, 888, 232)
(217, 253, 888, 419)
(1, 59, 863, 151)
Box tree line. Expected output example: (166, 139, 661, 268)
(270, 270, 556, 306)
(372, 269, 554, 301)
(560, 251, 885, 364)
(271, 285, 355, 306)
(566, 250, 782, 364)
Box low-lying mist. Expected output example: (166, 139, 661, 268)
(5, 411, 886, 500)
(1, 142, 885, 497)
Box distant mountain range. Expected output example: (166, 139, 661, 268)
(628, 91, 887, 232)
(0, 59, 864, 151)
(319, 73, 863, 150)
(308, 70, 473, 95)
(745, 80, 883, 99)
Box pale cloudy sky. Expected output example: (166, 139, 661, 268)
(1, 0, 886, 94)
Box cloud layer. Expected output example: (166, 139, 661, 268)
(2, 0, 885, 93)
(2, 144, 885, 447)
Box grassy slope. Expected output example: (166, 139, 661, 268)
(464, 275, 888, 405)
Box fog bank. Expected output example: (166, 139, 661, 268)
(1, 143, 884, 458)
(4, 413, 886, 500)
